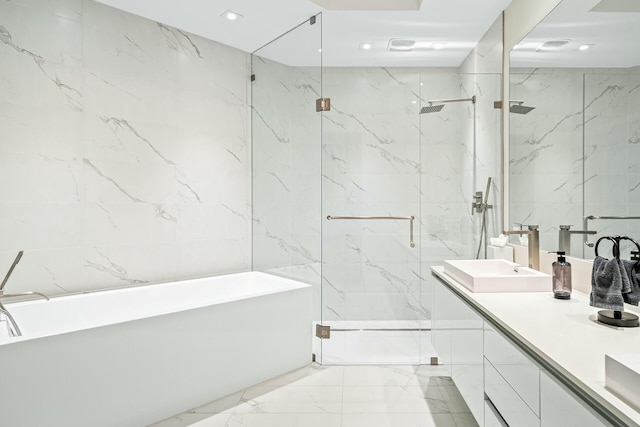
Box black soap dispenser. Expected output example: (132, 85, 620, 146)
(551, 251, 572, 300)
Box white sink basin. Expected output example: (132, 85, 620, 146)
(443, 259, 551, 293)
(606, 354, 640, 411)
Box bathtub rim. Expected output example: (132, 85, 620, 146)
(0, 271, 311, 346)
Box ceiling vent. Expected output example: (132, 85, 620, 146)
(536, 40, 571, 51)
(388, 39, 416, 52)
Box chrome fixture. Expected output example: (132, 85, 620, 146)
(0, 304, 21, 337)
(316, 97, 331, 112)
(583, 215, 640, 247)
(0, 251, 50, 337)
(493, 100, 535, 114)
(420, 95, 476, 114)
(473, 177, 493, 259)
(326, 215, 415, 248)
(509, 101, 535, 114)
(502, 225, 540, 270)
(1, 250, 23, 292)
(558, 225, 596, 256)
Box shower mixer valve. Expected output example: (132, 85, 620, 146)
(472, 191, 492, 214)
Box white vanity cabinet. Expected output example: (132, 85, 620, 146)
(432, 276, 485, 425)
(540, 371, 613, 427)
(483, 322, 540, 427)
(432, 273, 626, 427)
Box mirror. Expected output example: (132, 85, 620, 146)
(509, 0, 640, 259)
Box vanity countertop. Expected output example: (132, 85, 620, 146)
(432, 266, 640, 427)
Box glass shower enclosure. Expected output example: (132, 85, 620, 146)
(252, 15, 501, 365)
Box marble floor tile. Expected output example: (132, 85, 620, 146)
(262, 364, 344, 387)
(438, 385, 474, 413)
(451, 411, 480, 427)
(224, 413, 342, 427)
(341, 385, 450, 414)
(342, 365, 419, 386)
(151, 364, 480, 427)
(233, 385, 343, 414)
(341, 413, 458, 427)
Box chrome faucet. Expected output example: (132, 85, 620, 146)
(1, 251, 24, 293)
(558, 225, 596, 256)
(502, 225, 540, 270)
(0, 251, 50, 337)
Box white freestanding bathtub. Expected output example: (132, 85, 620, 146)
(0, 271, 312, 427)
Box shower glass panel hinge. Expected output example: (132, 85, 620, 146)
(310, 15, 316, 25)
(251, 74, 255, 82)
(493, 100, 503, 109)
(315, 324, 330, 339)
(316, 98, 330, 112)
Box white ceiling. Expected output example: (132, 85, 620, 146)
(510, 0, 640, 68)
(95, 0, 511, 67)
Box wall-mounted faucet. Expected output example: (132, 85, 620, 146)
(0, 251, 50, 337)
(502, 225, 540, 270)
(558, 225, 597, 256)
(1, 251, 24, 293)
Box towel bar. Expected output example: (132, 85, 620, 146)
(326, 215, 416, 248)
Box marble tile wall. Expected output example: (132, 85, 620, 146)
(583, 72, 640, 258)
(322, 68, 423, 322)
(320, 67, 501, 323)
(251, 54, 323, 318)
(0, 0, 251, 296)
(509, 68, 640, 257)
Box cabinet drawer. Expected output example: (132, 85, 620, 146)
(485, 357, 540, 427)
(484, 323, 540, 415)
(485, 400, 508, 427)
(540, 371, 613, 427)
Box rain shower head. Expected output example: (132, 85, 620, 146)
(509, 101, 535, 114)
(420, 104, 445, 114)
(419, 96, 476, 114)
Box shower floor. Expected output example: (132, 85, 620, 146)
(318, 320, 436, 365)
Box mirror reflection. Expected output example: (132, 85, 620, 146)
(509, 0, 640, 259)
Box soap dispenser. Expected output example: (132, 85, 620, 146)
(551, 251, 572, 300)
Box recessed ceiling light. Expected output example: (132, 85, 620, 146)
(578, 44, 593, 51)
(432, 43, 446, 50)
(359, 42, 373, 51)
(221, 10, 243, 21)
(411, 100, 417, 104)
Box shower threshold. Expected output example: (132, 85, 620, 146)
(318, 320, 436, 365)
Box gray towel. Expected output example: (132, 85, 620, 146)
(619, 259, 640, 306)
(590, 256, 625, 311)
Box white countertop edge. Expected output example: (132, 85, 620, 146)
(431, 266, 640, 427)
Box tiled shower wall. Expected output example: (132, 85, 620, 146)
(510, 68, 640, 257)
(0, 0, 251, 296)
(251, 17, 503, 325)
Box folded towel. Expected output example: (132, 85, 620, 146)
(489, 233, 508, 247)
(590, 256, 625, 311)
(619, 259, 640, 306)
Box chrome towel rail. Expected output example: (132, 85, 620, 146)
(326, 215, 416, 248)
(583, 215, 640, 247)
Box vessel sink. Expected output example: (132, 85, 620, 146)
(443, 259, 551, 293)
(606, 354, 640, 411)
